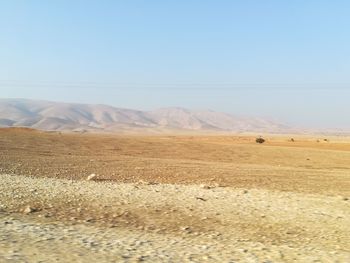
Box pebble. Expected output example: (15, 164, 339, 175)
(0, 174, 348, 262)
(87, 174, 98, 181)
(22, 205, 36, 214)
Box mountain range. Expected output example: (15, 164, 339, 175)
(0, 98, 292, 133)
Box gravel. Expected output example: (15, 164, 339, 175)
(0, 174, 349, 262)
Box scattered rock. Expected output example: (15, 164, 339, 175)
(136, 255, 147, 261)
(137, 180, 158, 185)
(87, 173, 98, 181)
(22, 205, 36, 214)
(200, 184, 212, 189)
(180, 226, 192, 233)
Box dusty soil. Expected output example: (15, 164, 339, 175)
(0, 128, 350, 262)
(1, 128, 350, 195)
(1, 174, 349, 262)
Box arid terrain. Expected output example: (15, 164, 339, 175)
(0, 98, 290, 133)
(0, 128, 349, 262)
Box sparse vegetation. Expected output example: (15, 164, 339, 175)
(0, 129, 350, 262)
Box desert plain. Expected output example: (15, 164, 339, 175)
(0, 128, 349, 262)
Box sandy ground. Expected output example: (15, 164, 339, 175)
(1, 174, 349, 262)
(1, 128, 350, 195)
(0, 128, 350, 262)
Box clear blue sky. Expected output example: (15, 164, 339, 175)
(1, 1, 349, 129)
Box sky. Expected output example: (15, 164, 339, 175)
(0, 0, 350, 129)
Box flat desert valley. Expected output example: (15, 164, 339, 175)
(0, 128, 349, 262)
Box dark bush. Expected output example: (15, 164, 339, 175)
(256, 137, 265, 144)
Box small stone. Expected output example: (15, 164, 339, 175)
(87, 173, 98, 181)
(200, 184, 211, 189)
(23, 205, 36, 214)
(136, 255, 147, 261)
(180, 226, 191, 233)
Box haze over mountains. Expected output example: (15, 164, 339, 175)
(0, 98, 291, 133)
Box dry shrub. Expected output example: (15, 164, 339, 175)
(256, 137, 265, 144)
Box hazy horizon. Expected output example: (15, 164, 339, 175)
(1, 1, 350, 129)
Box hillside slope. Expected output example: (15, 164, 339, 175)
(0, 98, 290, 133)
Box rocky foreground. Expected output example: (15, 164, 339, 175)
(0, 174, 349, 262)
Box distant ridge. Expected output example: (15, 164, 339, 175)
(0, 98, 292, 133)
